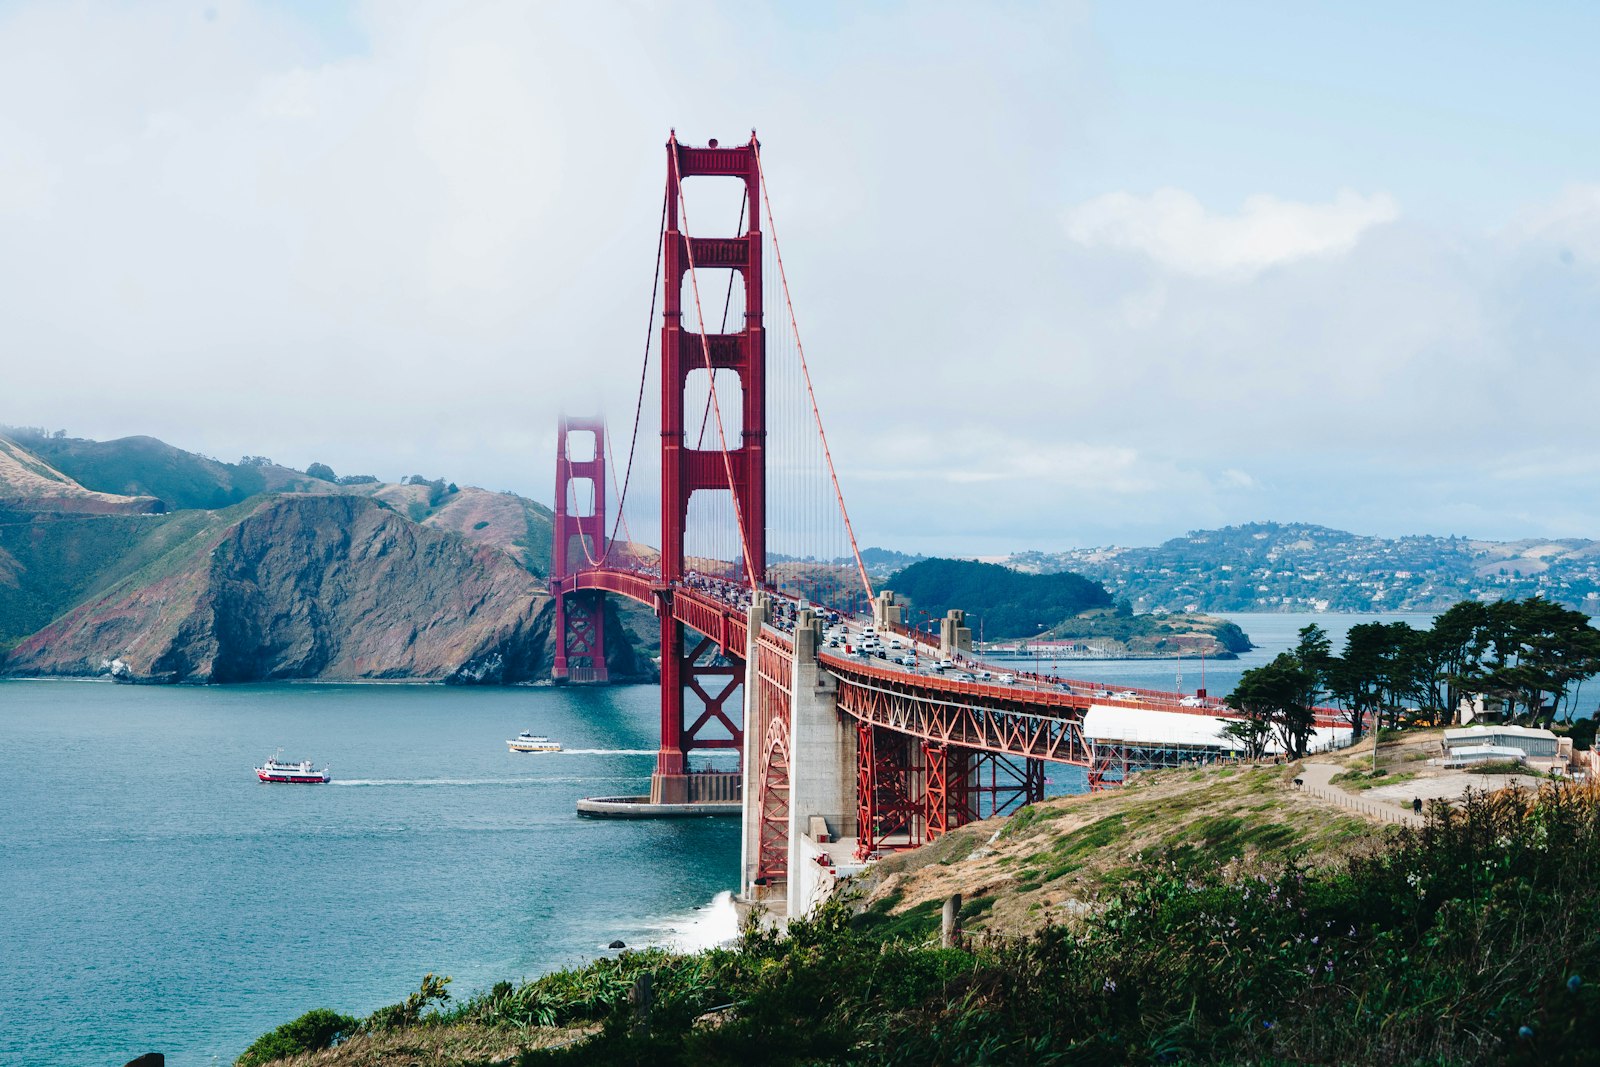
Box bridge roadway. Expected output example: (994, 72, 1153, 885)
(553, 563, 1347, 744)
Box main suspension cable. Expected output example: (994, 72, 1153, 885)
(671, 134, 758, 589)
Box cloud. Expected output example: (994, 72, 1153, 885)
(2, 2, 1599, 555)
(1062, 187, 1399, 277)
(1504, 183, 1600, 261)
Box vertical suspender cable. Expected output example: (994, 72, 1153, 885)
(568, 188, 668, 572)
(753, 142, 875, 602)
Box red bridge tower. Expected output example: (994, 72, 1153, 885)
(551, 416, 608, 685)
(653, 132, 766, 804)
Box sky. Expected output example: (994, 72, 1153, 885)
(4, 1, 1600, 555)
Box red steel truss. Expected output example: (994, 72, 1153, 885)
(969, 751, 1046, 816)
(922, 741, 975, 841)
(679, 635, 742, 751)
(754, 690, 792, 886)
(828, 662, 1092, 766)
(556, 593, 608, 685)
(855, 724, 926, 858)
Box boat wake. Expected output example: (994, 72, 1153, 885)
(333, 776, 641, 787)
(556, 749, 659, 756)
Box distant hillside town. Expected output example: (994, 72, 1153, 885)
(1008, 522, 1600, 615)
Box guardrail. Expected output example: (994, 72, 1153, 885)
(1298, 779, 1420, 826)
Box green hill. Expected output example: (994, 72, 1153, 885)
(885, 557, 1115, 638)
(6, 430, 319, 510)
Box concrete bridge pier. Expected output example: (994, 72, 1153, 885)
(738, 603, 859, 918)
(785, 609, 857, 919)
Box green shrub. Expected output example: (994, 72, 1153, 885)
(365, 972, 452, 1031)
(235, 1007, 357, 1066)
(249, 785, 1600, 1066)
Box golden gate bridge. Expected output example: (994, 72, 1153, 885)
(546, 132, 1348, 916)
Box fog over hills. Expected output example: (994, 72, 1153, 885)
(5, 427, 1594, 688)
(0, 428, 652, 683)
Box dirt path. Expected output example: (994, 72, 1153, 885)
(1297, 761, 1423, 827)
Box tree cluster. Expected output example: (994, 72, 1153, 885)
(1225, 598, 1600, 755)
(1224, 625, 1329, 758)
(404, 474, 461, 507)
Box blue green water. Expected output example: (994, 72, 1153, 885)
(0, 612, 1456, 1065)
(1054, 611, 1441, 695)
(0, 681, 739, 1066)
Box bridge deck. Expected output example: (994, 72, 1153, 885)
(554, 564, 1349, 764)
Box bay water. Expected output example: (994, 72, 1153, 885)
(0, 681, 739, 1066)
(1044, 611, 1441, 697)
(0, 610, 1439, 1065)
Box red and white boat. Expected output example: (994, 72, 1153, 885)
(255, 751, 331, 784)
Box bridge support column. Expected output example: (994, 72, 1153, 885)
(940, 609, 972, 660)
(554, 590, 608, 685)
(785, 609, 857, 919)
(923, 742, 976, 840)
(871, 590, 903, 631)
(652, 611, 744, 805)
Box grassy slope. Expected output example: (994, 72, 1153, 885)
(0, 435, 157, 511)
(856, 761, 1378, 941)
(0, 509, 219, 649)
(0, 428, 571, 657)
(0, 497, 277, 655)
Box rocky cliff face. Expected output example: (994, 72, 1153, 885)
(4, 494, 654, 684)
